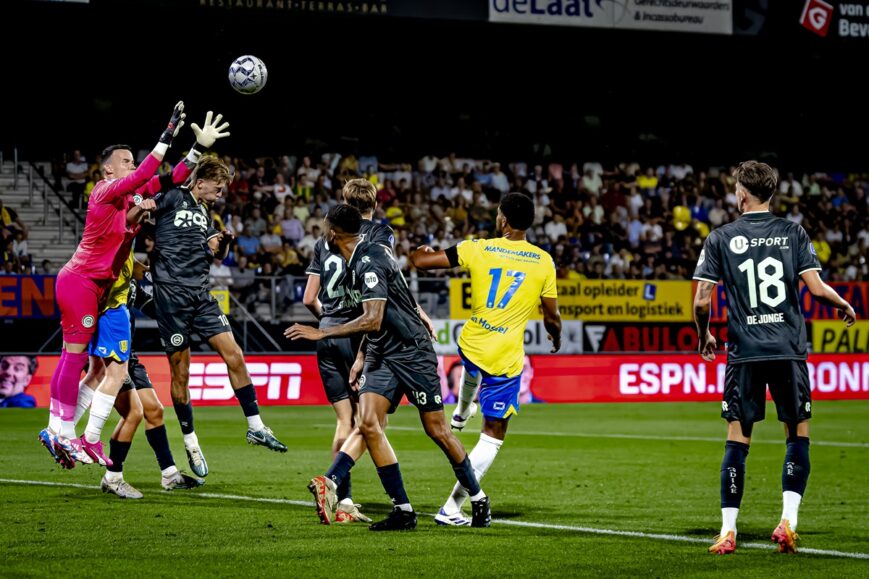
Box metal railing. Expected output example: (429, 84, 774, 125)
(210, 274, 454, 322)
(27, 161, 85, 243)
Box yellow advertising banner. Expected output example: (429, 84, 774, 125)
(449, 279, 692, 322)
(211, 289, 230, 315)
(812, 321, 869, 353)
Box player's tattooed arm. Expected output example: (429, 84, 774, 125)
(285, 300, 386, 342)
(694, 281, 717, 361)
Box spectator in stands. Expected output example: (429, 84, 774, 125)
(236, 225, 261, 257)
(39, 259, 53, 275)
(490, 162, 510, 195)
(65, 150, 88, 209)
(260, 226, 283, 255)
(0, 199, 26, 237)
(581, 168, 603, 196)
(1, 260, 16, 275)
(245, 206, 267, 237)
(210, 257, 233, 288)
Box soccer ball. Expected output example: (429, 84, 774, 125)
(228, 55, 268, 95)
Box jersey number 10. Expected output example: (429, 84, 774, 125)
(487, 268, 526, 309)
(737, 256, 786, 308)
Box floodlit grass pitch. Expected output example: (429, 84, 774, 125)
(2, 402, 867, 576)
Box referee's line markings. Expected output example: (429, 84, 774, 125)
(342, 425, 869, 448)
(1, 478, 866, 560)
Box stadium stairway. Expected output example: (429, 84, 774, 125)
(1, 158, 80, 268)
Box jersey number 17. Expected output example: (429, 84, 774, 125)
(487, 268, 526, 309)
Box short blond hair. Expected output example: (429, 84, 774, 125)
(195, 156, 231, 185)
(342, 178, 377, 213)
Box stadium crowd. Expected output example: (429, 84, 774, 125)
(9, 151, 869, 297)
(187, 153, 869, 287)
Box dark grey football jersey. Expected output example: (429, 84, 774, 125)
(344, 241, 429, 356)
(693, 211, 821, 364)
(151, 187, 219, 288)
(305, 219, 395, 319)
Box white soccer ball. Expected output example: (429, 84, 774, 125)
(228, 55, 268, 95)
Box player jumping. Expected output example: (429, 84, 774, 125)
(39, 101, 189, 468)
(151, 155, 287, 478)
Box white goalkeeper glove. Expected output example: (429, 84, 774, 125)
(191, 111, 231, 149)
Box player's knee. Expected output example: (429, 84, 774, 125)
(423, 419, 450, 443)
(335, 414, 354, 432)
(144, 403, 164, 425)
(223, 345, 245, 372)
(126, 404, 144, 426)
(357, 417, 382, 439)
(171, 368, 190, 391)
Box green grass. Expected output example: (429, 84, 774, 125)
(1, 402, 868, 577)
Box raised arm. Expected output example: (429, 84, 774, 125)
(137, 110, 231, 197)
(800, 270, 857, 326)
(410, 245, 454, 270)
(95, 101, 186, 203)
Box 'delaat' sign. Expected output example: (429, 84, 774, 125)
(0, 276, 58, 318)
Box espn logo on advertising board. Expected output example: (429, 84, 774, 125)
(800, 0, 833, 37)
(188, 362, 302, 401)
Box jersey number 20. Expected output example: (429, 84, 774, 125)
(487, 268, 526, 309)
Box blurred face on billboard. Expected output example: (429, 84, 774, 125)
(0, 356, 34, 398)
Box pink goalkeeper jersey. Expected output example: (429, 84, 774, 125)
(64, 154, 193, 281)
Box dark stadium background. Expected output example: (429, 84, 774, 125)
(4, 0, 868, 169)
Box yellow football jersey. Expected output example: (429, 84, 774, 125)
(103, 250, 134, 311)
(457, 237, 557, 377)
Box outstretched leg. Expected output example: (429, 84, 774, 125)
(209, 332, 286, 452)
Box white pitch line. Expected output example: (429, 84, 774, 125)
(346, 425, 869, 448)
(1, 478, 867, 560)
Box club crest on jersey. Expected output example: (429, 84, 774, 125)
(729, 236, 749, 254)
(170, 334, 184, 347)
(697, 249, 706, 266)
(364, 272, 379, 288)
(82, 315, 95, 328)
(119, 340, 128, 353)
(358, 375, 367, 389)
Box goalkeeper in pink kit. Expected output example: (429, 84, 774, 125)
(38, 101, 208, 468)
